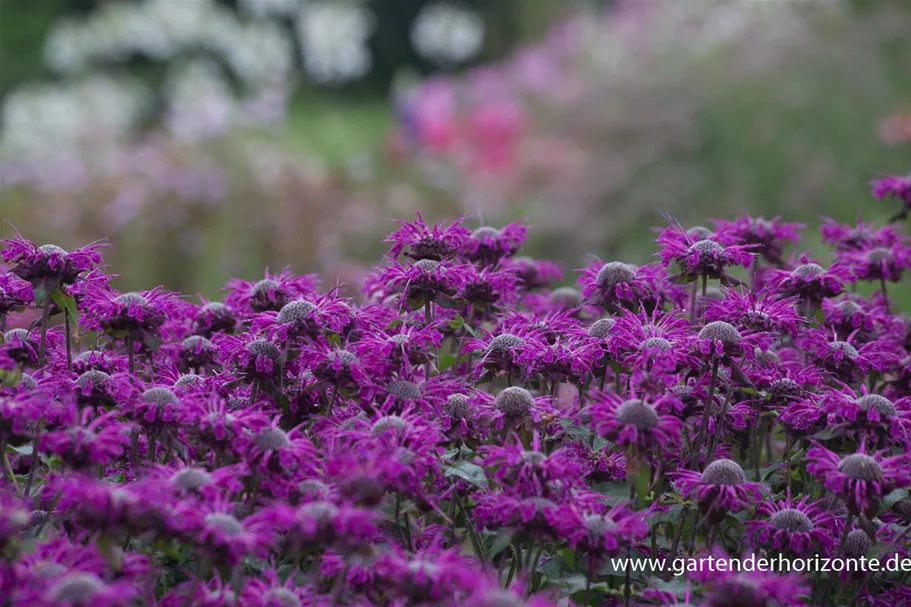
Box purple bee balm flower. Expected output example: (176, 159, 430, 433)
(72, 349, 123, 375)
(777, 394, 828, 439)
(481, 386, 558, 433)
(0, 272, 32, 316)
(384, 211, 470, 261)
(609, 306, 694, 369)
(440, 391, 489, 441)
(820, 388, 911, 448)
(65, 369, 137, 410)
(872, 174, 911, 221)
(704, 288, 805, 338)
(821, 218, 902, 252)
(838, 239, 911, 283)
(372, 548, 483, 603)
(499, 310, 585, 346)
(820, 296, 879, 342)
(505, 256, 563, 291)
(591, 394, 683, 454)
(241, 417, 318, 478)
(0, 235, 105, 290)
(376, 258, 471, 310)
(52, 476, 172, 538)
(353, 321, 443, 371)
(177, 497, 276, 567)
(800, 328, 898, 384)
(144, 462, 244, 500)
(192, 301, 237, 337)
(523, 285, 588, 316)
(460, 221, 527, 266)
(462, 585, 559, 607)
(673, 459, 765, 523)
(214, 333, 283, 382)
(173, 334, 218, 372)
(766, 254, 850, 308)
(40, 406, 130, 471)
(480, 434, 580, 497)
(302, 340, 370, 392)
(712, 214, 803, 267)
(657, 226, 756, 282)
(520, 334, 601, 384)
(36, 571, 139, 607)
(251, 293, 352, 343)
(691, 320, 773, 364)
(746, 495, 839, 556)
(459, 265, 521, 314)
(0, 392, 42, 444)
(240, 568, 314, 607)
(688, 550, 811, 607)
(577, 258, 653, 311)
(808, 444, 911, 517)
(462, 329, 544, 379)
(565, 502, 649, 558)
(224, 267, 320, 314)
(474, 491, 578, 542)
(186, 395, 268, 454)
(80, 287, 188, 350)
(564, 441, 627, 483)
(267, 499, 378, 555)
(2, 327, 50, 367)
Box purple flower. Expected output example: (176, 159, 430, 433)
(375, 259, 471, 310)
(800, 328, 898, 384)
(872, 174, 911, 221)
(505, 256, 563, 291)
(688, 549, 811, 607)
(807, 444, 911, 517)
(241, 417, 318, 478)
(177, 497, 276, 567)
(0, 272, 32, 317)
(565, 502, 649, 558)
(837, 239, 911, 283)
(214, 333, 284, 382)
(766, 254, 850, 307)
(673, 459, 765, 523)
(821, 218, 902, 252)
(224, 267, 320, 314)
(691, 320, 773, 363)
(40, 406, 130, 471)
(252, 293, 352, 342)
(460, 221, 527, 266)
(192, 301, 237, 337)
(704, 288, 805, 338)
(480, 434, 580, 497)
(385, 211, 470, 261)
(591, 394, 683, 454)
(1, 236, 105, 291)
(657, 227, 755, 282)
(746, 495, 839, 555)
(80, 287, 189, 351)
(713, 214, 803, 267)
(577, 259, 654, 311)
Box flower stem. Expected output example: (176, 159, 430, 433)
(819, 513, 854, 606)
(690, 361, 719, 468)
(880, 277, 891, 313)
(64, 309, 73, 372)
(38, 296, 50, 365)
(126, 337, 135, 374)
(455, 490, 486, 565)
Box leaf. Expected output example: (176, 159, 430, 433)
(813, 425, 846, 441)
(885, 489, 909, 509)
(439, 353, 457, 372)
(385, 319, 405, 331)
(8, 443, 33, 456)
(445, 461, 488, 489)
(51, 287, 79, 323)
(488, 528, 516, 557)
(435, 294, 468, 309)
(0, 366, 22, 388)
(406, 295, 425, 311)
(593, 481, 632, 502)
(647, 503, 685, 525)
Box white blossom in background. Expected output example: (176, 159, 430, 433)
(239, 0, 306, 19)
(1, 75, 147, 159)
(411, 2, 484, 66)
(296, 2, 375, 84)
(164, 59, 237, 142)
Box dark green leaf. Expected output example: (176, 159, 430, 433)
(886, 489, 909, 509)
(439, 353, 457, 372)
(593, 481, 631, 502)
(51, 288, 79, 323)
(813, 425, 846, 440)
(8, 443, 32, 456)
(488, 527, 515, 557)
(445, 461, 488, 489)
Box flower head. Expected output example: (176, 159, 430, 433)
(807, 445, 911, 517)
(385, 211, 470, 261)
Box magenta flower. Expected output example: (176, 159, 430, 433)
(837, 239, 911, 283)
(766, 254, 850, 307)
(821, 218, 902, 252)
(713, 214, 803, 267)
(577, 258, 653, 310)
(80, 287, 189, 352)
(0, 272, 32, 317)
(177, 497, 276, 567)
(1, 236, 105, 291)
(691, 320, 773, 363)
(746, 495, 839, 556)
(268, 500, 378, 555)
(591, 394, 683, 454)
(565, 502, 649, 558)
(480, 434, 580, 497)
(40, 406, 130, 471)
(688, 549, 811, 607)
(657, 227, 755, 283)
(224, 267, 320, 314)
(799, 328, 898, 384)
(214, 333, 284, 382)
(704, 288, 805, 337)
(460, 221, 527, 266)
(807, 444, 911, 517)
(384, 211, 470, 261)
(506, 256, 563, 291)
(252, 293, 352, 342)
(673, 459, 765, 523)
(192, 301, 237, 337)
(240, 417, 318, 478)
(376, 259, 471, 310)
(872, 174, 911, 222)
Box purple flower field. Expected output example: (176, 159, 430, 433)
(4, 182, 911, 607)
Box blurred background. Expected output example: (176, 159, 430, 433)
(2, 0, 911, 298)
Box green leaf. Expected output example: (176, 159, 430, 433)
(813, 425, 846, 440)
(449, 316, 465, 330)
(885, 488, 909, 509)
(647, 503, 685, 525)
(445, 461, 488, 489)
(593, 481, 632, 502)
(385, 319, 405, 331)
(439, 353, 457, 372)
(8, 443, 33, 456)
(406, 295, 425, 311)
(0, 366, 22, 388)
(487, 527, 516, 557)
(51, 287, 79, 323)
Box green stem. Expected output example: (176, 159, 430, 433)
(690, 361, 719, 467)
(64, 309, 72, 372)
(38, 296, 50, 365)
(455, 491, 486, 565)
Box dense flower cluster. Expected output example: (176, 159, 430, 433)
(3, 205, 911, 606)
